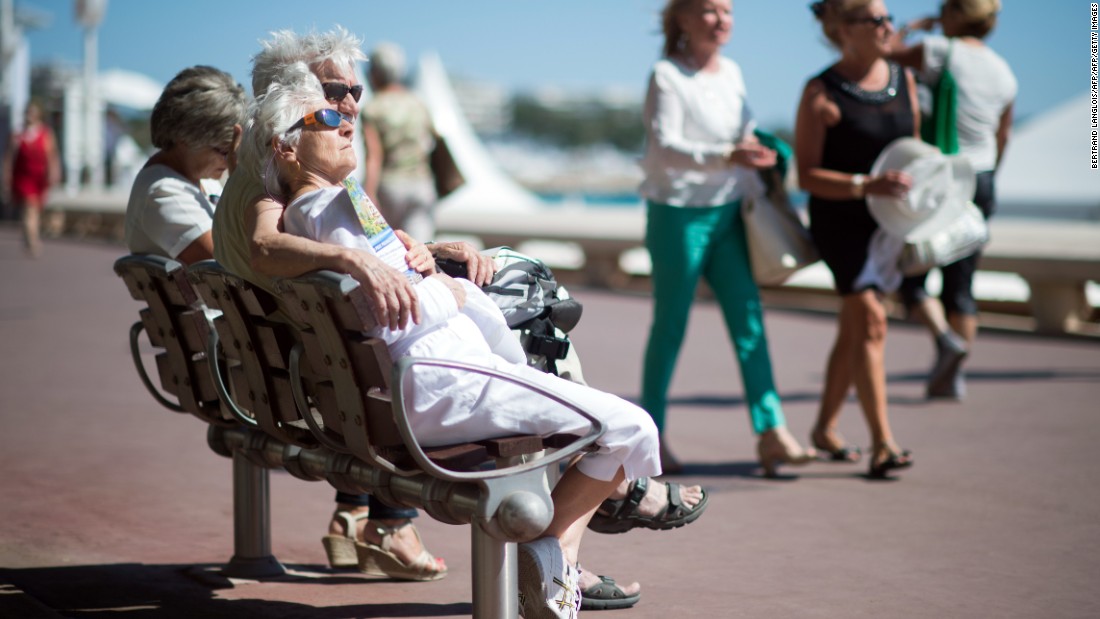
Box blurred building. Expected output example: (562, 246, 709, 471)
(449, 76, 510, 136)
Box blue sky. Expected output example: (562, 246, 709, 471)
(20, 0, 1086, 129)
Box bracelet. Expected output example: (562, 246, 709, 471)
(851, 174, 867, 199)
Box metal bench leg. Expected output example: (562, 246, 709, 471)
(471, 521, 517, 619)
(223, 450, 286, 578)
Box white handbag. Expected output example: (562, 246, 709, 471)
(898, 200, 988, 276)
(741, 170, 820, 286)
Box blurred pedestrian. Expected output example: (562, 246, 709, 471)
(638, 0, 815, 477)
(796, 0, 917, 478)
(2, 102, 61, 257)
(363, 41, 439, 242)
(124, 65, 246, 264)
(889, 0, 1017, 400)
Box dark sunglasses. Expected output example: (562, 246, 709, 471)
(287, 108, 354, 133)
(848, 14, 894, 27)
(321, 82, 364, 103)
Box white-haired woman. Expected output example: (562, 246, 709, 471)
(124, 65, 245, 264)
(212, 27, 453, 582)
(232, 72, 697, 619)
(362, 41, 439, 242)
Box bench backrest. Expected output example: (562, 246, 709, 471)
(187, 261, 320, 449)
(113, 254, 229, 426)
(278, 270, 605, 482)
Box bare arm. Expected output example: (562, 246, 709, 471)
(888, 15, 936, 69)
(994, 102, 1014, 169)
(362, 122, 383, 202)
(794, 78, 911, 201)
(175, 230, 214, 265)
(906, 68, 921, 139)
(44, 129, 62, 187)
(246, 194, 421, 330)
(887, 41, 926, 72)
(795, 79, 858, 199)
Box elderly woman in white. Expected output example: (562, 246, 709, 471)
(232, 68, 684, 618)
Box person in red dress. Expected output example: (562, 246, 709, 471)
(2, 102, 61, 256)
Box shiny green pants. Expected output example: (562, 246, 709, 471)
(641, 199, 784, 435)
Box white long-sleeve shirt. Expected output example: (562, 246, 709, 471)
(639, 56, 758, 207)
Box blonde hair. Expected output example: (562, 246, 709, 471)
(944, 0, 1001, 38)
(809, 0, 874, 48)
(660, 0, 699, 58)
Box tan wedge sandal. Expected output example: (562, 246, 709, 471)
(321, 510, 370, 569)
(357, 520, 448, 581)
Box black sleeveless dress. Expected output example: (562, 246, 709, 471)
(807, 62, 914, 295)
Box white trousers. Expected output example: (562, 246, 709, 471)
(399, 311, 661, 483)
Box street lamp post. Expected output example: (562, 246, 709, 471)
(75, 0, 106, 190)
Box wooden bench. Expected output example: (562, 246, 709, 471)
(116, 254, 603, 619)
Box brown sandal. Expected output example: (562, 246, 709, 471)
(357, 520, 448, 581)
(321, 510, 370, 569)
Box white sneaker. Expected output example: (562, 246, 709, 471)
(519, 537, 582, 618)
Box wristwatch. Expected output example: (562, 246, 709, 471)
(851, 174, 867, 199)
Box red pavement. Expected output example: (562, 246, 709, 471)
(1, 227, 1098, 619)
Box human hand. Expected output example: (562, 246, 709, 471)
(428, 240, 497, 287)
(343, 248, 421, 330)
(429, 272, 466, 309)
(728, 141, 778, 170)
(395, 229, 436, 275)
(866, 170, 913, 199)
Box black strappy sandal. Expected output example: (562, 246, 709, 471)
(868, 448, 913, 479)
(580, 574, 641, 610)
(586, 477, 708, 535)
(811, 430, 863, 463)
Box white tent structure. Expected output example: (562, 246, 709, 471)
(996, 93, 1100, 221)
(98, 68, 163, 110)
(413, 51, 544, 216)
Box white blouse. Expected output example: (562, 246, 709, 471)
(639, 56, 758, 207)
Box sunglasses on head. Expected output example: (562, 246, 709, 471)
(322, 82, 364, 103)
(848, 14, 894, 26)
(286, 108, 354, 133)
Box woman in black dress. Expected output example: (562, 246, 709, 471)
(795, 0, 918, 478)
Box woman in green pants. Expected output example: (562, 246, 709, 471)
(639, 0, 815, 477)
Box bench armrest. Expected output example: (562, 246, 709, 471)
(390, 356, 606, 483)
(128, 320, 186, 413)
(204, 316, 259, 428)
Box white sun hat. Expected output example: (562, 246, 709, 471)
(867, 137, 977, 242)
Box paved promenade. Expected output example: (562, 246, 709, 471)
(1, 228, 1098, 618)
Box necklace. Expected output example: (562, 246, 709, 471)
(829, 63, 899, 104)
